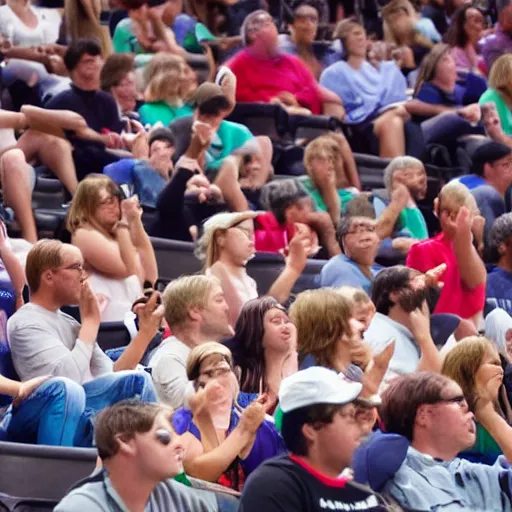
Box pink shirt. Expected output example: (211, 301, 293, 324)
(406, 233, 485, 319)
(227, 49, 322, 115)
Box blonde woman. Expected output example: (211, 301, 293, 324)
(172, 342, 285, 490)
(64, 0, 112, 58)
(67, 174, 157, 322)
(442, 336, 508, 464)
(479, 54, 512, 144)
(139, 59, 194, 126)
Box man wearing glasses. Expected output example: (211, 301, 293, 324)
(8, 239, 163, 447)
(353, 371, 512, 511)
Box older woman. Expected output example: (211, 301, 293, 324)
(446, 5, 485, 75)
(479, 54, 512, 144)
(320, 19, 408, 158)
(67, 174, 157, 322)
(228, 297, 298, 403)
(172, 342, 286, 490)
(442, 336, 508, 464)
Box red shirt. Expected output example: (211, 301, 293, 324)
(406, 233, 485, 319)
(254, 212, 296, 253)
(227, 49, 322, 115)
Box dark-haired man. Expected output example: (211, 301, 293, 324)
(55, 400, 236, 511)
(44, 39, 127, 179)
(239, 366, 398, 512)
(353, 371, 512, 511)
(364, 265, 442, 384)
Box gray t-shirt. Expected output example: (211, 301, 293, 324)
(7, 302, 113, 383)
(55, 470, 222, 512)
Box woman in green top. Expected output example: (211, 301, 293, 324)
(442, 336, 509, 465)
(479, 54, 512, 142)
(139, 59, 194, 126)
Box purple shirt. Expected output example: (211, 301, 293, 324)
(479, 24, 512, 72)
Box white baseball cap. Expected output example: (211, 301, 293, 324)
(279, 367, 363, 414)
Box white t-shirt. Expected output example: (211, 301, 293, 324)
(0, 5, 60, 47)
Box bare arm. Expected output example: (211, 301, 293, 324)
(127, 215, 158, 286)
(404, 99, 454, 118)
(72, 228, 142, 280)
(0, 226, 26, 303)
(375, 185, 409, 240)
(0, 374, 21, 396)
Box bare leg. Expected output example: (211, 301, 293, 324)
(0, 149, 38, 243)
(17, 130, 78, 194)
(373, 111, 406, 158)
(254, 135, 273, 185)
(214, 156, 250, 212)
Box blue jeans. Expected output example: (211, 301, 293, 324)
(74, 370, 157, 447)
(0, 377, 85, 446)
(421, 112, 485, 146)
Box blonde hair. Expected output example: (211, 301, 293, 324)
(441, 336, 498, 412)
(336, 286, 372, 306)
(26, 239, 65, 293)
(289, 288, 354, 369)
(67, 174, 120, 234)
(186, 341, 233, 380)
(64, 0, 112, 58)
(145, 69, 184, 104)
(489, 54, 512, 106)
(143, 53, 185, 90)
(437, 181, 479, 216)
(303, 135, 339, 175)
(162, 275, 220, 328)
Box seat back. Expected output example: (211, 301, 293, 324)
(151, 237, 202, 282)
(97, 322, 132, 351)
(0, 442, 97, 501)
(226, 103, 287, 140)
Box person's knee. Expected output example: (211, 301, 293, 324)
(1, 148, 26, 171)
(113, 370, 157, 401)
(41, 377, 86, 406)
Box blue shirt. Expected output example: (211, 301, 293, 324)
(487, 267, 512, 316)
(320, 60, 407, 124)
(319, 254, 381, 294)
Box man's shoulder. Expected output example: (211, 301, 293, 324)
(169, 115, 193, 132)
(323, 254, 355, 272)
(149, 337, 189, 367)
(243, 455, 304, 492)
(54, 480, 108, 512)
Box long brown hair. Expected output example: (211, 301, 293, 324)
(231, 297, 286, 393)
(413, 43, 451, 97)
(66, 174, 121, 234)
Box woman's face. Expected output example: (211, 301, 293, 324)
(112, 71, 137, 113)
(290, 4, 319, 45)
(434, 52, 458, 85)
(94, 187, 121, 228)
(181, 64, 198, 100)
(346, 26, 368, 58)
(196, 354, 236, 406)
(474, 347, 504, 400)
(220, 219, 256, 265)
(262, 307, 297, 354)
(464, 8, 484, 44)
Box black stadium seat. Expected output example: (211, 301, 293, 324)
(151, 237, 202, 282)
(96, 322, 132, 351)
(0, 441, 97, 501)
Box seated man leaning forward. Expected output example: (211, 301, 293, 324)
(353, 371, 512, 511)
(55, 400, 233, 512)
(239, 366, 401, 512)
(7, 239, 163, 446)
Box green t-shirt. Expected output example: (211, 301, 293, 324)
(479, 88, 512, 136)
(398, 206, 429, 240)
(139, 101, 194, 127)
(298, 176, 356, 212)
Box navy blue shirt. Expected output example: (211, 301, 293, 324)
(413, 82, 465, 123)
(487, 267, 512, 315)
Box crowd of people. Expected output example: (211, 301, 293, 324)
(3, 0, 512, 510)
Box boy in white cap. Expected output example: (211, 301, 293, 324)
(239, 367, 400, 511)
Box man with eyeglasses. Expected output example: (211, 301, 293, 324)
(455, 141, 512, 244)
(353, 371, 512, 511)
(239, 366, 401, 512)
(8, 239, 163, 446)
(320, 216, 382, 294)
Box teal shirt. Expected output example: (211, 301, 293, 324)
(139, 101, 194, 127)
(297, 176, 356, 212)
(479, 88, 512, 136)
